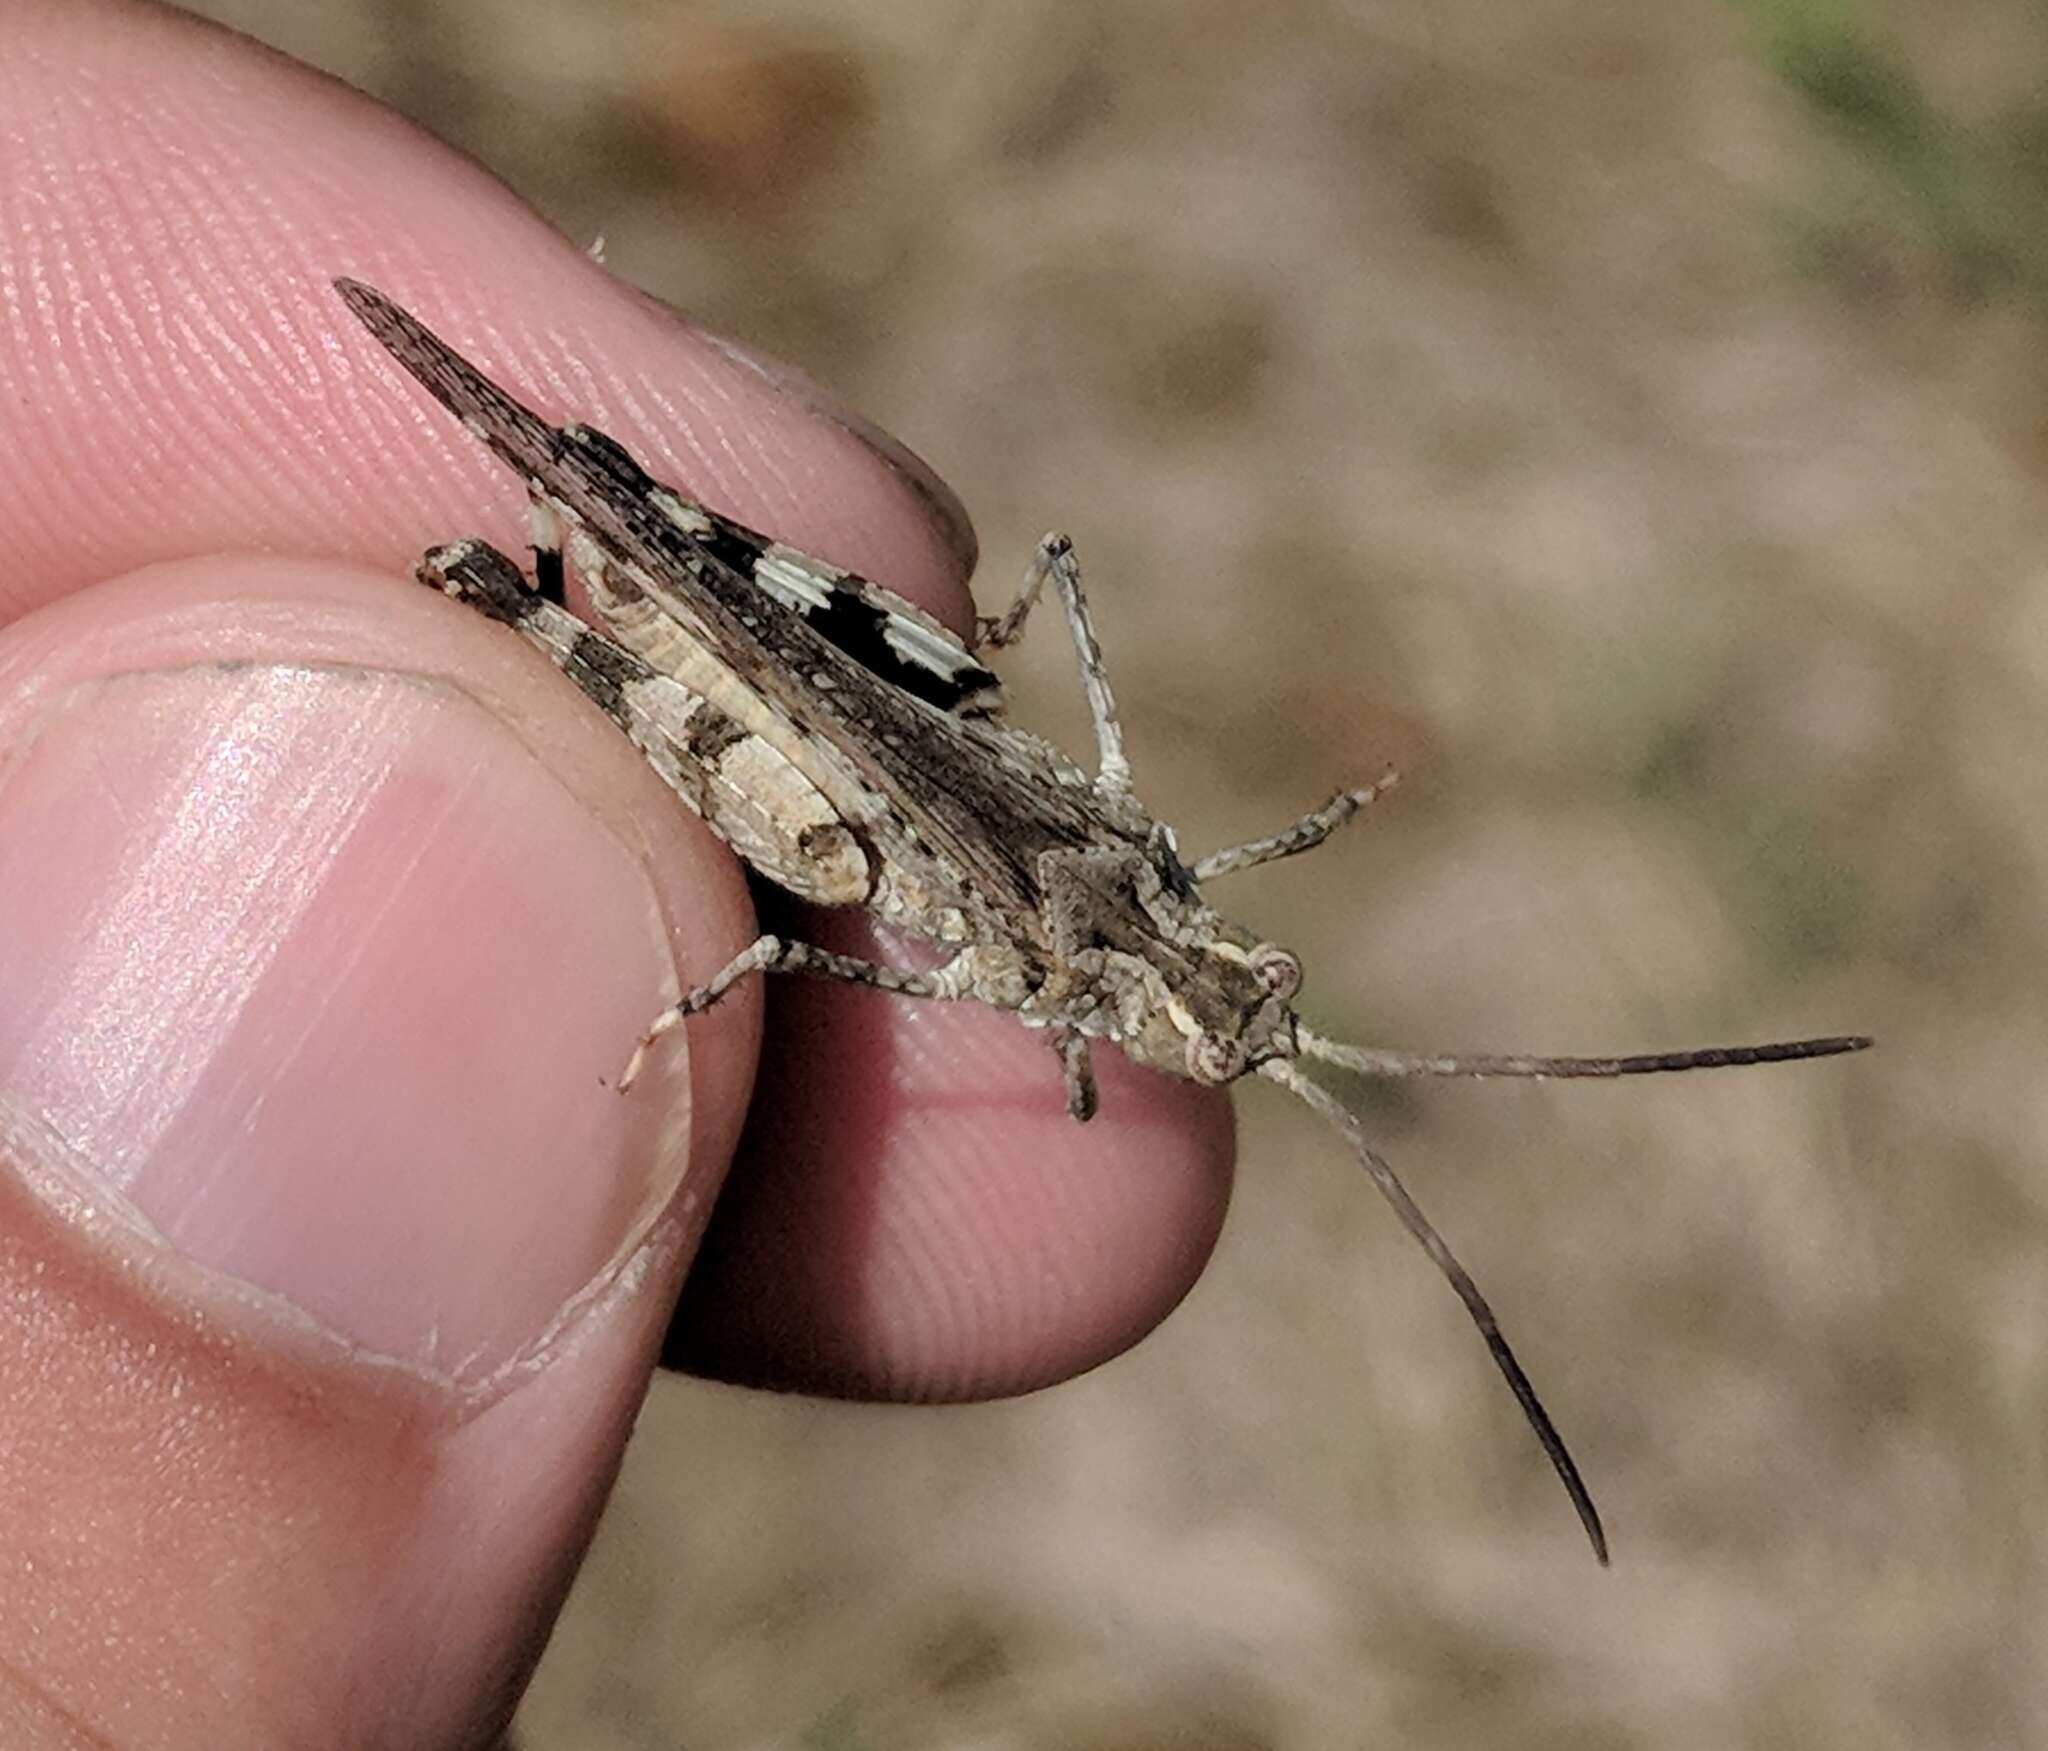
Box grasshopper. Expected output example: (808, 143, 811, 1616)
(337, 279, 1868, 1562)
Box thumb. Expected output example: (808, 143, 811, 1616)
(0, 557, 759, 1744)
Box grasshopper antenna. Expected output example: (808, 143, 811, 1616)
(1296, 1031, 1872, 1081)
(1260, 1059, 1610, 1564)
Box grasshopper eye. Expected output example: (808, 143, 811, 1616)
(1249, 943, 1303, 1001)
(1188, 1031, 1248, 1084)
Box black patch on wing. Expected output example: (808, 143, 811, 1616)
(687, 521, 994, 714)
(811, 588, 984, 712)
(694, 519, 775, 600)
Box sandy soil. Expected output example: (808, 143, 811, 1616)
(184, 2, 2048, 1744)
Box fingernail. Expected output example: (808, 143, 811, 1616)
(0, 661, 688, 1384)
(701, 332, 980, 578)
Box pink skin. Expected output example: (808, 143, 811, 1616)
(0, 2, 1233, 1742)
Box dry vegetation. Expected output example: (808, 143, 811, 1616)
(188, 0, 2048, 1743)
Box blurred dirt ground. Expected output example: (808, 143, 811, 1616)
(187, 0, 2047, 1744)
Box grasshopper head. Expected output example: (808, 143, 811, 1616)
(1134, 932, 1308, 1087)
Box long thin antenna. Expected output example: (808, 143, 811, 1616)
(1261, 1059, 1610, 1564)
(1297, 1031, 1872, 1081)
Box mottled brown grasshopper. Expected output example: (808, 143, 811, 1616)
(337, 278, 1868, 1563)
